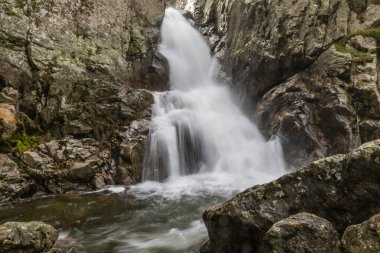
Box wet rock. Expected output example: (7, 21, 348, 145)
(342, 214, 380, 253)
(256, 25, 380, 168)
(256, 47, 359, 168)
(20, 137, 115, 194)
(115, 119, 150, 185)
(202, 139, 380, 253)
(48, 248, 78, 253)
(0, 221, 58, 253)
(0, 154, 33, 203)
(260, 213, 341, 253)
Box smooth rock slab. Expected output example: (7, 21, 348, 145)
(0, 221, 58, 253)
(260, 213, 341, 253)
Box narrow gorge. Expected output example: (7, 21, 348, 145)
(0, 0, 379, 253)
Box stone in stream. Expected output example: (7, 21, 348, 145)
(0, 221, 58, 253)
(341, 214, 380, 253)
(259, 213, 341, 253)
(202, 139, 380, 253)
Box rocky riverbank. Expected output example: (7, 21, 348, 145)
(0, 0, 189, 203)
(201, 139, 380, 253)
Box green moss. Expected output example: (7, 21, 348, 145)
(334, 27, 379, 65)
(0, 124, 39, 154)
(14, 132, 38, 153)
(352, 54, 375, 64)
(335, 40, 350, 54)
(355, 28, 380, 39)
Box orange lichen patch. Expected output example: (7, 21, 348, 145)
(0, 104, 16, 127)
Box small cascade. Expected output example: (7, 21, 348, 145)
(143, 8, 285, 184)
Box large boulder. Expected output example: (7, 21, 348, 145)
(256, 28, 380, 168)
(256, 47, 360, 168)
(260, 213, 341, 253)
(0, 221, 58, 253)
(341, 214, 380, 253)
(202, 139, 380, 253)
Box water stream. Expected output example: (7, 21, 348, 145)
(0, 8, 285, 253)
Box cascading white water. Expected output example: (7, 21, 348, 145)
(142, 8, 285, 185)
(126, 7, 287, 252)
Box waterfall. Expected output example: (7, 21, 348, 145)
(142, 8, 285, 186)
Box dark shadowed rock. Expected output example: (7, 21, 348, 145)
(202, 139, 380, 253)
(342, 214, 380, 253)
(360, 120, 380, 143)
(256, 47, 360, 168)
(260, 213, 341, 253)
(0, 221, 58, 253)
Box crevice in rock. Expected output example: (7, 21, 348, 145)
(0, 75, 7, 91)
(25, 31, 39, 73)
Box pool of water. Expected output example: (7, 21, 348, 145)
(0, 184, 227, 253)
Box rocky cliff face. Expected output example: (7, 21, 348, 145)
(194, 0, 380, 168)
(0, 0, 187, 202)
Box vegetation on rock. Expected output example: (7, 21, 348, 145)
(0, 126, 39, 154)
(335, 28, 380, 64)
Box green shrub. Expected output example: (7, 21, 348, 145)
(0, 130, 39, 154)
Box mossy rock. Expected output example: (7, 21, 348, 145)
(334, 27, 379, 65)
(0, 131, 39, 154)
